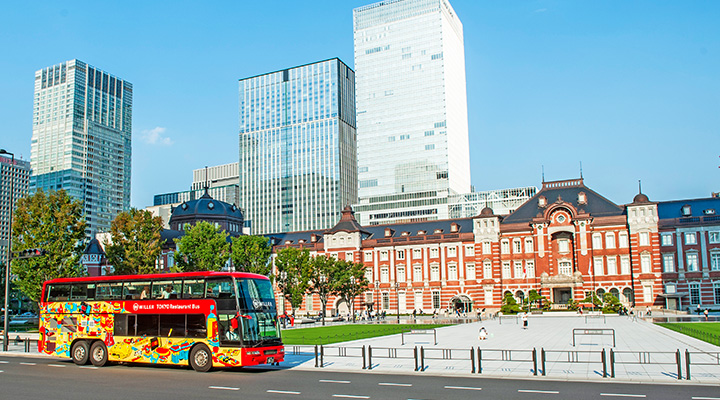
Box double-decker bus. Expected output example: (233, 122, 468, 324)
(39, 271, 284, 372)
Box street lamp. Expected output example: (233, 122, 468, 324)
(394, 282, 400, 324)
(1, 149, 14, 352)
(374, 280, 379, 319)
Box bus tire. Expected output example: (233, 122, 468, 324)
(90, 341, 108, 367)
(71, 340, 90, 365)
(189, 344, 212, 372)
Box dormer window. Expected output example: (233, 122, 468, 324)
(384, 228, 394, 237)
(682, 205, 692, 217)
(434, 229, 443, 234)
(418, 230, 426, 235)
(577, 192, 587, 205)
(401, 231, 410, 236)
(284, 240, 293, 244)
(298, 239, 306, 244)
(704, 209, 716, 215)
(207, 202, 214, 209)
(538, 196, 547, 208)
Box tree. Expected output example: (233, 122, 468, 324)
(274, 248, 311, 316)
(230, 235, 272, 276)
(602, 292, 622, 314)
(333, 260, 369, 322)
(500, 292, 521, 314)
(308, 255, 339, 325)
(105, 208, 165, 275)
(10, 189, 87, 301)
(175, 221, 230, 271)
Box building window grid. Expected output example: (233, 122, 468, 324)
(685, 232, 697, 245)
(690, 283, 700, 305)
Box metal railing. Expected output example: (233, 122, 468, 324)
(573, 328, 616, 347)
(610, 349, 682, 380)
(477, 348, 537, 375)
(542, 348, 607, 377)
(401, 328, 437, 345)
(685, 350, 720, 380)
(367, 345, 417, 371)
(584, 315, 606, 324)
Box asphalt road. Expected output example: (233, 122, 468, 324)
(0, 355, 718, 400)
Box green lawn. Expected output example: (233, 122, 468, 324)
(657, 322, 720, 346)
(281, 323, 449, 345)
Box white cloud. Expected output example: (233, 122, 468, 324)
(141, 126, 174, 146)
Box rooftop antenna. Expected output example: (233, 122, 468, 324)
(542, 165, 545, 183)
(580, 161, 583, 179)
(204, 166, 209, 196)
(638, 179, 642, 194)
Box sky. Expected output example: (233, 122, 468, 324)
(1, 1, 718, 209)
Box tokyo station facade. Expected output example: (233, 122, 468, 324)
(268, 178, 720, 315)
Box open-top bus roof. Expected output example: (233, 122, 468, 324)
(44, 271, 271, 285)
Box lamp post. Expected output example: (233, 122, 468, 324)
(374, 280, 379, 319)
(1, 149, 15, 351)
(394, 282, 400, 324)
(319, 275, 327, 326)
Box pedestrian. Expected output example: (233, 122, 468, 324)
(646, 306, 651, 317)
(521, 312, 528, 329)
(704, 309, 709, 321)
(479, 326, 488, 340)
(696, 304, 702, 315)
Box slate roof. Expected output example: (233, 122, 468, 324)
(83, 238, 105, 255)
(169, 189, 243, 222)
(501, 178, 625, 224)
(657, 197, 720, 219)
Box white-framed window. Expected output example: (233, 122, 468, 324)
(502, 262, 511, 278)
(397, 250, 405, 260)
(413, 248, 422, 259)
(606, 256, 617, 275)
(620, 256, 630, 275)
(594, 257, 604, 276)
(592, 233, 603, 249)
(414, 291, 423, 309)
(526, 260, 535, 278)
(430, 248, 439, 258)
(558, 239, 570, 253)
(413, 265, 423, 282)
(382, 292, 389, 310)
(641, 253, 652, 273)
(365, 268, 373, 281)
(619, 232, 629, 248)
(525, 238, 534, 253)
(663, 254, 675, 273)
(448, 246, 457, 258)
(380, 250, 389, 261)
(559, 261, 572, 276)
(397, 266, 406, 282)
(709, 231, 720, 244)
(465, 245, 475, 256)
(514, 261, 523, 278)
(380, 267, 389, 283)
(501, 240, 510, 254)
(605, 233, 615, 249)
(661, 233, 673, 246)
(306, 293, 314, 311)
(513, 240, 522, 253)
(690, 282, 700, 305)
(482, 241, 491, 254)
(483, 261, 493, 279)
(711, 252, 720, 271)
(466, 263, 476, 279)
(430, 264, 440, 281)
(448, 264, 458, 280)
(686, 253, 699, 272)
(685, 232, 697, 245)
(432, 291, 441, 309)
(364, 251, 373, 261)
(714, 282, 720, 305)
(639, 232, 650, 246)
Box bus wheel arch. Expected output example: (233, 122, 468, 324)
(71, 340, 90, 365)
(90, 340, 108, 367)
(189, 344, 213, 372)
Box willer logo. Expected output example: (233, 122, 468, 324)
(132, 303, 139, 312)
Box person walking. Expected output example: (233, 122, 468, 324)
(521, 312, 528, 329)
(704, 308, 710, 321)
(478, 326, 488, 340)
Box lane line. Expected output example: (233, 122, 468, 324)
(600, 394, 646, 398)
(48, 364, 66, 368)
(209, 386, 239, 391)
(518, 389, 559, 394)
(19, 362, 36, 366)
(320, 380, 351, 384)
(693, 398, 720, 400)
(79, 366, 98, 369)
(444, 386, 482, 391)
(267, 390, 301, 395)
(0, 360, 9, 364)
(332, 395, 370, 399)
(0, 370, 3, 373)
(379, 382, 412, 387)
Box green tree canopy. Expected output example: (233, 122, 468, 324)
(175, 221, 230, 272)
(105, 208, 165, 275)
(230, 235, 272, 276)
(333, 260, 369, 322)
(308, 254, 340, 324)
(500, 292, 521, 314)
(10, 189, 87, 301)
(274, 247, 311, 315)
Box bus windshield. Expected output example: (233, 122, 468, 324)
(234, 278, 280, 344)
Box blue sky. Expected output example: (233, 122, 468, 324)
(1, 1, 718, 209)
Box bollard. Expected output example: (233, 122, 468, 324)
(477, 348, 482, 374)
(362, 345, 366, 369)
(610, 348, 615, 378)
(414, 346, 419, 371)
(470, 348, 475, 374)
(602, 348, 607, 378)
(420, 346, 425, 372)
(685, 349, 691, 381)
(315, 345, 319, 367)
(541, 348, 546, 376)
(320, 345, 324, 367)
(675, 349, 682, 380)
(368, 345, 373, 370)
(532, 348, 537, 376)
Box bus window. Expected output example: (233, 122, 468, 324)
(124, 281, 151, 300)
(136, 314, 159, 336)
(47, 284, 71, 302)
(159, 315, 185, 337)
(152, 280, 181, 299)
(218, 313, 241, 344)
(69, 283, 88, 301)
(182, 279, 205, 299)
(186, 314, 207, 338)
(114, 314, 135, 336)
(206, 278, 235, 299)
(96, 282, 123, 300)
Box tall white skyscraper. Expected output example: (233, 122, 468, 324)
(31, 60, 132, 235)
(238, 59, 357, 234)
(0, 155, 30, 265)
(353, 0, 471, 225)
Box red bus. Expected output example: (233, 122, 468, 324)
(39, 271, 284, 372)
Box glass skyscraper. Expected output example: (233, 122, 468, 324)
(238, 59, 357, 235)
(353, 0, 471, 225)
(31, 59, 132, 235)
(0, 155, 30, 265)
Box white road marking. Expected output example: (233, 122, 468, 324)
(0, 360, 8, 364)
(693, 398, 720, 400)
(267, 390, 301, 395)
(518, 389, 559, 394)
(332, 396, 370, 399)
(209, 386, 239, 391)
(0, 370, 3, 373)
(19, 362, 36, 365)
(444, 386, 482, 391)
(321, 380, 351, 384)
(379, 382, 412, 387)
(600, 394, 646, 398)
(79, 366, 98, 369)
(48, 364, 66, 368)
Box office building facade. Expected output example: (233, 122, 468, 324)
(30, 59, 132, 235)
(0, 155, 31, 265)
(353, 0, 471, 226)
(238, 59, 357, 235)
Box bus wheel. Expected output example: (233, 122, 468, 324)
(189, 344, 212, 372)
(90, 341, 108, 367)
(71, 340, 90, 365)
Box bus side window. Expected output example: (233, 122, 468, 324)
(186, 314, 207, 338)
(182, 279, 205, 299)
(159, 315, 185, 337)
(97, 282, 123, 300)
(47, 284, 71, 301)
(69, 284, 88, 301)
(114, 314, 130, 336)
